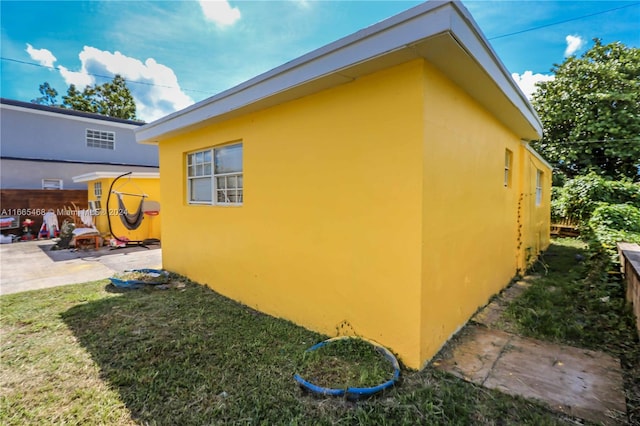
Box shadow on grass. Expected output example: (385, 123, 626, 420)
(61, 281, 325, 424)
(39, 243, 160, 262)
(61, 280, 573, 425)
(529, 238, 588, 277)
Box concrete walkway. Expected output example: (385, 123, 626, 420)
(0, 239, 162, 295)
(435, 279, 628, 425)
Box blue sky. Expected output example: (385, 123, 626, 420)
(1, 0, 639, 122)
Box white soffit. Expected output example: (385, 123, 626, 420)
(72, 172, 160, 183)
(136, 0, 542, 144)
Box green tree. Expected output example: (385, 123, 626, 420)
(62, 84, 94, 112)
(31, 82, 59, 106)
(531, 39, 640, 182)
(92, 75, 137, 120)
(33, 75, 138, 120)
(62, 75, 137, 120)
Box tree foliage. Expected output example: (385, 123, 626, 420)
(589, 203, 640, 234)
(531, 40, 640, 182)
(32, 75, 137, 120)
(62, 75, 137, 119)
(31, 82, 59, 106)
(551, 172, 640, 222)
(552, 173, 640, 262)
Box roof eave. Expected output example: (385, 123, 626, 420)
(72, 171, 160, 183)
(0, 98, 145, 127)
(136, 0, 542, 144)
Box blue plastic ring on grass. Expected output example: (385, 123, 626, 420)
(108, 269, 168, 288)
(108, 277, 146, 289)
(294, 336, 401, 398)
(131, 268, 165, 275)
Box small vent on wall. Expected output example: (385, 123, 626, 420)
(42, 179, 63, 190)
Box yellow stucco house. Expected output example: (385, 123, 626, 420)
(72, 172, 161, 242)
(136, 0, 551, 369)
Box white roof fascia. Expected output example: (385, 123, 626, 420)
(522, 141, 553, 171)
(447, 4, 542, 138)
(0, 103, 141, 130)
(136, 1, 452, 142)
(136, 0, 542, 143)
(72, 171, 160, 183)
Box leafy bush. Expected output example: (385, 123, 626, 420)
(550, 186, 569, 222)
(551, 174, 640, 263)
(587, 203, 640, 260)
(592, 228, 640, 255)
(552, 173, 640, 223)
(589, 203, 640, 233)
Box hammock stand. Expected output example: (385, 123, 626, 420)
(106, 172, 152, 249)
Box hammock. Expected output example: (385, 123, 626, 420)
(116, 192, 145, 230)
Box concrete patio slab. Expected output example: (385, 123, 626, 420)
(0, 239, 162, 295)
(436, 325, 627, 425)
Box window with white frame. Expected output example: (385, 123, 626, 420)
(86, 129, 115, 149)
(94, 182, 102, 199)
(187, 143, 243, 205)
(535, 169, 543, 206)
(42, 178, 63, 190)
(504, 149, 513, 187)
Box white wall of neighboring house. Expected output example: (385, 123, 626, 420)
(0, 98, 158, 190)
(1, 158, 158, 190)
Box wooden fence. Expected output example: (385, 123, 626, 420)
(550, 218, 580, 237)
(0, 189, 88, 238)
(618, 243, 640, 338)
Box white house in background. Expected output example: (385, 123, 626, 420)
(0, 98, 158, 190)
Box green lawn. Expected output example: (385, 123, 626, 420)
(1, 275, 572, 425)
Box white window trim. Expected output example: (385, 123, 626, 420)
(187, 148, 214, 205)
(535, 169, 543, 206)
(42, 178, 63, 190)
(214, 171, 243, 205)
(504, 149, 512, 188)
(86, 128, 115, 150)
(187, 143, 243, 206)
(88, 200, 102, 213)
(94, 182, 102, 199)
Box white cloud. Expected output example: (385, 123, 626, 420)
(58, 65, 95, 88)
(199, 0, 241, 28)
(290, 0, 311, 9)
(512, 71, 554, 99)
(58, 46, 193, 122)
(25, 43, 57, 68)
(564, 35, 585, 57)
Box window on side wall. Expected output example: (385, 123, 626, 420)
(504, 149, 513, 187)
(535, 169, 543, 206)
(94, 182, 102, 199)
(86, 129, 115, 149)
(187, 142, 243, 205)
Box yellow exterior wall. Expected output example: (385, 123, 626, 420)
(87, 177, 161, 241)
(418, 62, 551, 365)
(518, 145, 552, 268)
(160, 60, 426, 368)
(156, 59, 551, 369)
